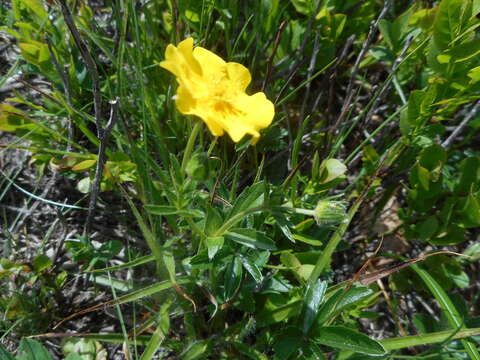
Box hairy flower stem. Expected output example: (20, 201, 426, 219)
(181, 120, 203, 173)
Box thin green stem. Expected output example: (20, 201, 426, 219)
(181, 120, 203, 173)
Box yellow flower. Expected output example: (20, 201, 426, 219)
(160, 38, 274, 143)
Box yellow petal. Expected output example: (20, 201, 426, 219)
(160, 38, 202, 80)
(175, 85, 196, 114)
(226, 62, 251, 92)
(177, 38, 202, 75)
(193, 46, 226, 80)
(219, 92, 275, 143)
(203, 116, 225, 137)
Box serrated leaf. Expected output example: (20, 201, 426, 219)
(312, 326, 386, 355)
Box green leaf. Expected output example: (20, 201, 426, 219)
(206, 236, 224, 260)
(416, 216, 439, 241)
(229, 341, 269, 360)
(33, 254, 53, 272)
(257, 297, 302, 327)
(316, 286, 374, 325)
(431, 224, 465, 245)
(319, 159, 347, 184)
(223, 257, 243, 300)
(0, 343, 15, 360)
(439, 38, 480, 63)
(71, 159, 97, 171)
(139, 303, 170, 360)
(419, 144, 446, 172)
(17, 339, 54, 360)
(64, 355, 83, 360)
(461, 194, 480, 225)
(87, 254, 156, 273)
(433, 0, 464, 51)
(312, 326, 386, 355)
(455, 157, 480, 195)
(225, 228, 276, 250)
(239, 254, 263, 283)
(303, 280, 327, 333)
(18, 0, 48, 20)
(204, 207, 224, 236)
(62, 338, 102, 360)
(378, 19, 394, 49)
(19, 41, 50, 67)
(410, 164, 430, 190)
(103, 278, 190, 307)
(468, 65, 480, 82)
(182, 340, 211, 360)
(273, 327, 304, 360)
(144, 205, 204, 218)
(228, 181, 265, 219)
(407, 90, 425, 126)
(411, 263, 480, 359)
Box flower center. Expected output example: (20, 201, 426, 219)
(210, 88, 242, 116)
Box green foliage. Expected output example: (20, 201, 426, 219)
(1, 0, 480, 358)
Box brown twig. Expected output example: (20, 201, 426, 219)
(261, 20, 288, 92)
(83, 99, 119, 236)
(331, 0, 391, 134)
(442, 99, 480, 148)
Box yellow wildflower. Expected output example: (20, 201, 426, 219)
(160, 38, 274, 143)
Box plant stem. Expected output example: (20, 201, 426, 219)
(181, 120, 203, 173)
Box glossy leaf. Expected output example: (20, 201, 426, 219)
(303, 280, 327, 333)
(223, 257, 243, 301)
(312, 326, 386, 355)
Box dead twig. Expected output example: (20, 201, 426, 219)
(261, 20, 288, 92)
(442, 100, 480, 148)
(83, 99, 119, 236)
(331, 0, 391, 134)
